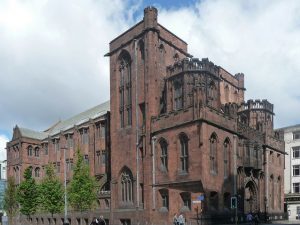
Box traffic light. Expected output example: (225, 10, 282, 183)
(231, 197, 237, 209)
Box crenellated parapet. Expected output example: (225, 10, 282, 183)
(239, 99, 274, 114)
(166, 57, 219, 78)
(222, 102, 239, 118)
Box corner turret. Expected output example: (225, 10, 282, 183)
(143, 6, 158, 28)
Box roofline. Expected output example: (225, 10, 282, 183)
(42, 110, 110, 139)
(157, 23, 187, 45)
(276, 123, 300, 131)
(109, 20, 143, 45)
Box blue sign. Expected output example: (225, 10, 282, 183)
(197, 195, 204, 201)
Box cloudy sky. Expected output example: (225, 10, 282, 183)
(0, 0, 300, 160)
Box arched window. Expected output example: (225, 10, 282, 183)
(208, 81, 217, 107)
(139, 40, 145, 61)
(223, 138, 230, 179)
(118, 50, 132, 128)
(120, 169, 133, 203)
(210, 133, 218, 174)
(224, 84, 229, 102)
(179, 134, 189, 172)
(27, 146, 33, 156)
(34, 147, 40, 157)
(159, 189, 169, 209)
(270, 175, 274, 209)
(159, 139, 168, 171)
(174, 79, 183, 110)
(180, 192, 191, 210)
(35, 167, 40, 177)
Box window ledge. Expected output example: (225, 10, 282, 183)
(178, 171, 188, 176)
(159, 207, 169, 213)
(180, 206, 191, 212)
(160, 166, 168, 173)
(210, 171, 218, 176)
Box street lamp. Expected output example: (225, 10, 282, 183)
(61, 146, 69, 225)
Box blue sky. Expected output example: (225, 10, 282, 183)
(0, 0, 300, 159)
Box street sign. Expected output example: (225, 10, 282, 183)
(231, 197, 237, 209)
(197, 195, 205, 201)
(193, 194, 204, 204)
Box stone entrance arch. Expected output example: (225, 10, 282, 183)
(244, 181, 258, 213)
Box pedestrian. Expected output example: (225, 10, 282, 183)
(246, 213, 253, 225)
(178, 214, 185, 225)
(90, 217, 97, 225)
(98, 215, 106, 225)
(173, 213, 178, 225)
(254, 213, 259, 225)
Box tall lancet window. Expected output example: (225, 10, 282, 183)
(118, 50, 132, 128)
(120, 169, 133, 203)
(223, 138, 230, 179)
(210, 133, 218, 174)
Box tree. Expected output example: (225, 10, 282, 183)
(17, 167, 39, 218)
(68, 148, 97, 212)
(39, 164, 64, 217)
(3, 177, 18, 225)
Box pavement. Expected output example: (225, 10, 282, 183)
(270, 220, 300, 224)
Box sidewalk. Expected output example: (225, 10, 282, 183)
(271, 220, 300, 224)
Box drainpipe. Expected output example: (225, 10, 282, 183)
(152, 136, 157, 210)
(134, 39, 140, 210)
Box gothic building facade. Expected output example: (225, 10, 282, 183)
(106, 6, 284, 225)
(6, 6, 284, 225)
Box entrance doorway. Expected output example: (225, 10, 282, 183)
(244, 181, 258, 213)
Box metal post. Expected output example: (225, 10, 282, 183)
(196, 206, 199, 225)
(62, 146, 68, 225)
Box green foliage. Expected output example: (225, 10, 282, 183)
(68, 148, 97, 212)
(17, 167, 39, 218)
(39, 164, 64, 217)
(3, 177, 18, 223)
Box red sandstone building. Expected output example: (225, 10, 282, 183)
(7, 6, 284, 225)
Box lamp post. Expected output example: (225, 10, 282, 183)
(61, 146, 69, 225)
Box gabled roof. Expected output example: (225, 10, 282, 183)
(12, 100, 110, 141)
(47, 100, 110, 136)
(12, 126, 48, 141)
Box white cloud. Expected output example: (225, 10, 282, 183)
(0, 0, 138, 133)
(0, 0, 299, 137)
(0, 135, 8, 161)
(158, 0, 300, 128)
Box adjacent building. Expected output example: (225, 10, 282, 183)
(6, 6, 285, 225)
(6, 102, 111, 224)
(278, 124, 300, 220)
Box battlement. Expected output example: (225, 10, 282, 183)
(222, 102, 239, 118)
(239, 99, 274, 114)
(166, 57, 219, 78)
